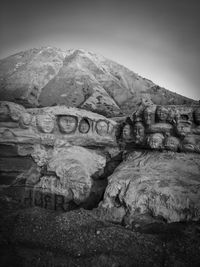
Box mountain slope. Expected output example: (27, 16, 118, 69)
(0, 47, 197, 117)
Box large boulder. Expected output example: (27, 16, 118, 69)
(101, 150, 200, 224)
(34, 145, 106, 204)
(2, 144, 107, 211)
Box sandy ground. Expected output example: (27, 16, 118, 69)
(0, 194, 200, 267)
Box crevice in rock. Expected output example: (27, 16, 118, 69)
(81, 151, 123, 210)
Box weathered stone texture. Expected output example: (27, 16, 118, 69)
(1, 100, 200, 222)
(121, 104, 200, 153)
(0, 101, 115, 209)
(101, 150, 200, 223)
(0, 101, 117, 148)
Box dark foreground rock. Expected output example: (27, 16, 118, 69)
(0, 201, 200, 267)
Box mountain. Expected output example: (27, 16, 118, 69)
(0, 47, 197, 117)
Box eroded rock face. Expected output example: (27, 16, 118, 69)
(101, 150, 200, 224)
(0, 101, 117, 147)
(1, 144, 107, 210)
(0, 101, 115, 210)
(44, 146, 106, 204)
(1, 100, 200, 223)
(120, 104, 200, 154)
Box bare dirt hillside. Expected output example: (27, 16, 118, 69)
(0, 47, 197, 117)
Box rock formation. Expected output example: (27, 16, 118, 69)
(101, 150, 200, 224)
(0, 101, 118, 210)
(119, 104, 200, 154)
(1, 100, 200, 222)
(0, 48, 200, 266)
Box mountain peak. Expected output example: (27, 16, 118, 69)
(0, 47, 197, 117)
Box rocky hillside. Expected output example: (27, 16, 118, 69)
(0, 47, 197, 117)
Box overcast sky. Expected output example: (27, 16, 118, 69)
(0, 0, 200, 100)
